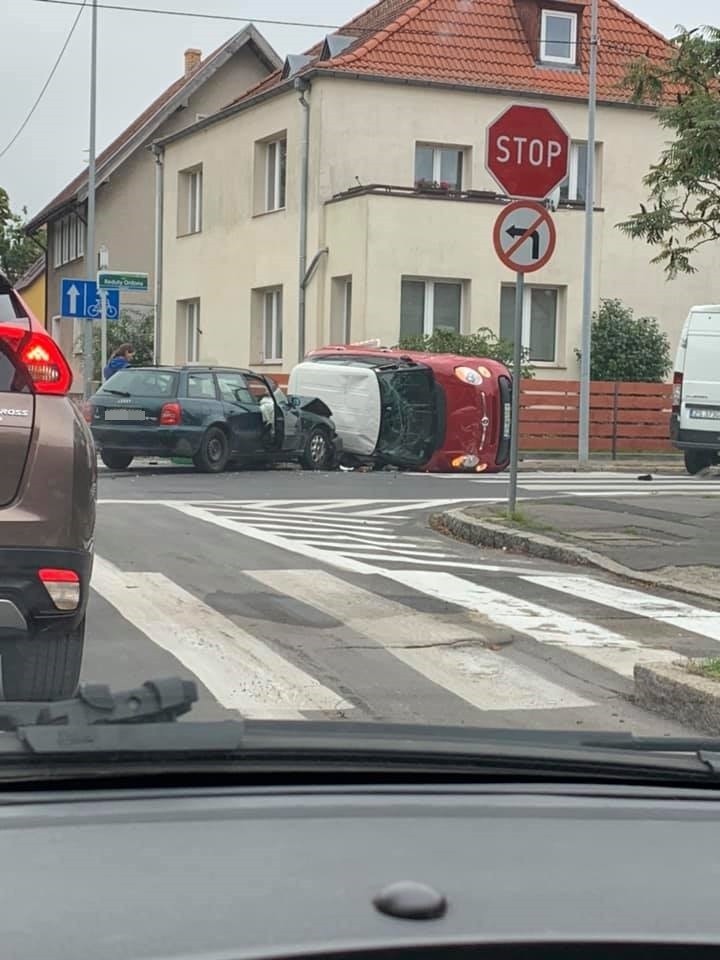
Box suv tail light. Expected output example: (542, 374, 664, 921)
(159, 402, 182, 425)
(38, 568, 80, 611)
(672, 371, 683, 415)
(0, 325, 73, 395)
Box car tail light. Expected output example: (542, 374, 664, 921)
(454, 366, 483, 385)
(672, 371, 683, 414)
(159, 402, 182, 425)
(38, 568, 80, 611)
(0, 325, 73, 395)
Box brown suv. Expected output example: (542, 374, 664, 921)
(0, 272, 95, 700)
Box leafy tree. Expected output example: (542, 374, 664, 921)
(0, 187, 46, 284)
(575, 299, 671, 382)
(616, 26, 720, 277)
(89, 308, 154, 380)
(397, 326, 533, 377)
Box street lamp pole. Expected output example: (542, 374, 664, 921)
(84, 0, 98, 399)
(578, 0, 599, 464)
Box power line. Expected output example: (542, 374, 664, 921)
(28, 0, 671, 56)
(0, 0, 88, 161)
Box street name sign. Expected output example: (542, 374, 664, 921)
(492, 200, 557, 273)
(98, 271, 149, 292)
(61, 279, 120, 320)
(486, 104, 570, 199)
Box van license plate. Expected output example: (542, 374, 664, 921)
(689, 408, 720, 420)
(503, 403, 511, 438)
(104, 409, 146, 421)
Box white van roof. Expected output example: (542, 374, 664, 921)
(689, 304, 720, 314)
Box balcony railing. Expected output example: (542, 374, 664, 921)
(327, 182, 595, 211)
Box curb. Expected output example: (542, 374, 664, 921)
(432, 507, 720, 603)
(634, 662, 720, 735)
(517, 460, 686, 474)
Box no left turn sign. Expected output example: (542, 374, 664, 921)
(492, 200, 557, 273)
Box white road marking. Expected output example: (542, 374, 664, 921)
(211, 515, 397, 533)
(526, 575, 720, 644)
(91, 556, 349, 719)
(169, 503, 533, 574)
(382, 570, 681, 679)
(248, 570, 592, 711)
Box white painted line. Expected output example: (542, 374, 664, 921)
(169, 503, 380, 575)
(526, 575, 720, 644)
(351, 499, 478, 516)
(211, 506, 400, 525)
(289, 543, 455, 559)
(248, 570, 592, 712)
(382, 570, 681, 679)
(210, 515, 397, 533)
(91, 556, 348, 719)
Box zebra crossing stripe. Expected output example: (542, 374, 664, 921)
(525, 575, 720, 644)
(246, 569, 592, 712)
(382, 570, 681, 679)
(91, 556, 349, 718)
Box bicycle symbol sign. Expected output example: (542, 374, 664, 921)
(60, 279, 120, 320)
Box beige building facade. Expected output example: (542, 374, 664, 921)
(156, 2, 719, 380)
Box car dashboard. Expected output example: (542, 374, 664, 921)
(1, 780, 719, 960)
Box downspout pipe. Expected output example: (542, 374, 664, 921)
(295, 76, 311, 364)
(151, 143, 164, 364)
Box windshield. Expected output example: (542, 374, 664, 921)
(97, 369, 178, 397)
(3, 0, 720, 773)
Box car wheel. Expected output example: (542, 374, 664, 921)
(300, 427, 332, 470)
(100, 450, 134, 470)
(193, 426, 229, 473)
(684, 449, 716, 475)
(1, 619, 85, 701)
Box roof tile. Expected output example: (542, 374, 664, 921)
(230, 0, 672, 110)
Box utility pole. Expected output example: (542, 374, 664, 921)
(84, 0, 98, 399)
(578, 0, 599, 464)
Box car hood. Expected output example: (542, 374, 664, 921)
(287, 395, 333, 418)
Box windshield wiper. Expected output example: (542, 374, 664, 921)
(101, 388, 131, 397)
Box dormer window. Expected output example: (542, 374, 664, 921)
(540, 10, 577, 65)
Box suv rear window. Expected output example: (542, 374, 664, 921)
(98, 369, 178, 398)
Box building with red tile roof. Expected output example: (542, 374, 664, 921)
(152, 0, 715, 381)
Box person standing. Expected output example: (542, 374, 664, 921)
(103, 343, 135, 382)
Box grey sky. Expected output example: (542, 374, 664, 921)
(2, 0, 717, 217)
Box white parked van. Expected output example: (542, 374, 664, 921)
(671, 304, 720, 474)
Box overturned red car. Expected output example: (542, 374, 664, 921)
(292, 344, 511, 473)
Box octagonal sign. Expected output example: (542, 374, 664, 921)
(485, 104, 570, 200)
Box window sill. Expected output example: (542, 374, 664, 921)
(257, 359, 283, 366)
(252, 207, 287, 219)
(530, 363, 566, 369)
(177, 230, 202, 238)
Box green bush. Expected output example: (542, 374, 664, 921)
(397, 327, 533, 377)
(576, 299, 671, 382)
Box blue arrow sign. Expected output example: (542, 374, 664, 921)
(61, 279, 119, 320)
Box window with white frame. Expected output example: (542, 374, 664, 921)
(178, 166, 202, 234)
(265, 138, 287, 211)
(263, 288, 283, 361)
(185, 300, 200, 362)
(540, 10, 577, 65)
(400, 278, 463, 339)
(53, 213, 85, 267)
(499, 285, 560, 363)
(559, 142, 588, 205)
(414, 144, 464, 190)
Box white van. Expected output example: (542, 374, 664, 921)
(671, 304, 720, 474)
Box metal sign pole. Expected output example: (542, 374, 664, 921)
(100, 289, 108, 382)
(508, 271, 525, 516)
(84, 0, 98, 399)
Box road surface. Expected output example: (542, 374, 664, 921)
(85, 468, 720, 732)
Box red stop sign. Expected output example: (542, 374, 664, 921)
(485, 105, 570, 200)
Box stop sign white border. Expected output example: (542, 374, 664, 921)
(484, 104, 571, 200)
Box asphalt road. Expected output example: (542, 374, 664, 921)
(85, 466, 720, 733)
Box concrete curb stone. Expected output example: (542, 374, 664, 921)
(634, 662, 720, 735)
(432, 507, 720, 603)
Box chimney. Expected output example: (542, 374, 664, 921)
(184, 48, 202, 76)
